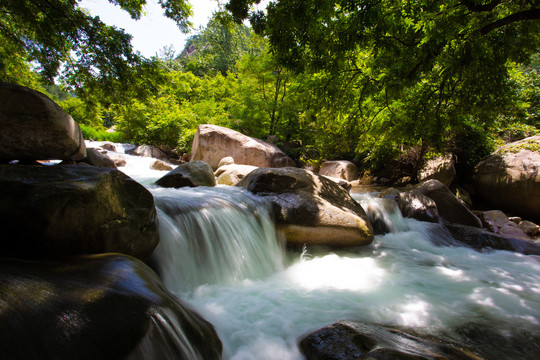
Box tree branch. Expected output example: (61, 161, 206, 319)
(461, 0, 501, 12)
(481, 8, 540, 35)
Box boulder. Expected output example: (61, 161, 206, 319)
(299, 321, 480, 360)
(319, 160, 359, 181)
(81, 148, 117, 168)
(478, 210, 509, 233)
(215, 164, 257, 186)
(417, 153, 456, 187)
(151, 159, 175, 171)
(519, 220, 540, 237)
(399, 189, 440, 223)
(217, 156, 235, 168)
(190, 124, 296, 170)
(237, 167, 374, 247)
(445, 224, 540, 255)
(155, 160, 216, 188)
(0, 254, 222, 360)
(0, 164, 158, 260)
(473, 136, 540, 222)
(132, 144, 168, 160)
(0, 82, 86, 161)
(414, 180, 482, 227)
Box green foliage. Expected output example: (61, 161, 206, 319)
(79, 123, 127, 143)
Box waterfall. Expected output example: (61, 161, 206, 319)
(150, 186, 285, 293)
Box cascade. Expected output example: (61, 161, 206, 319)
(88, 141, 540, 360)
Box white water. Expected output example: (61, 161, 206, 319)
(90, 141, 540, 359)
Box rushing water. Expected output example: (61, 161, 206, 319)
(88, 141, 540, 359)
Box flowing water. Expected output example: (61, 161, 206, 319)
(88, 141, 540, 359)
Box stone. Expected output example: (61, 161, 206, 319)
(151, 159, 175, 171)
(498, 222, 528, 239)
(445, 224, 540, 255)
(473, 136, 540, 222)
(190, 124, 296, 170)
(155, 160, 216, 188)
(399, 189, 440, 223)
(299, 321, 480, 360)
(417, 153, 456, 187)
(132, 144, 168, 160)
(81, 148, 117, 168)
(479, 210, 509, 233)
(217, 156, 235, 168)
(318, 160, 359, 181)
(414, 180, 482, 227)
(237, 167, 374, 247)
(0, 254, 222, 360)
(0, 164, 159, 260)
(519, 220, 540, 237)
(0, 82, 86, 161)
(215, 164, 257, 186)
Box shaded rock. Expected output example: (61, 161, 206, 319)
(133, 144, 168, 160)
(215, 164, 257, 186)
(498, 222, 528, 239)
(151, 159, 175, 171)
(445, 224, 540, 255)
(299, 320, 480, 360)
(237, 167, 374, 247)
(478, 210, 509, 233)
(519, 220, 540, 237)
(473, 136, 540, 222)
(378, 187, 401, 202)
(190, 124, 295, 170)
(0, 164, 158, 260)
(414, 180, 482, 227)
(217, 156, 235, 168)
(155, 160, 216, 188)
(81, 148, 117, 168)
(319, 160, 359, 182)
(417, 154, 456, 187)
(0, 82, 86, 161)
(453, 185, 473, 208)
(399, 189, 440, 223)
(0, 254, 222, 360)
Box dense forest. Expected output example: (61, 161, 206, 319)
(1, 0, 539, 178)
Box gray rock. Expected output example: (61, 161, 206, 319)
(81, 148, 117, 168)
(319, 160, 359, 181)
(399, 189, 440, 223)
(0, 164, 158, 260)
(237, 167, 373, 247)
(155, 160, 216, 188)
(0, 82, 86, 161)
(417, 154, 456, 187)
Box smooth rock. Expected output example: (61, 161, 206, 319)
(0, 82, 86, 161)
(155, 160, 216, 188)
(399, 189, 440, 223)
(319, 160, 359, 181)
(81, 148, 117, 168)
(0, 164, 159, 260)
(217, 156, 235, 168)
(417, 153, 456, 187)
(190, 124, 296, 170)
(215, 164, 257, 186)
(238, 167, 374, 247)
(0, 254, 222, 360)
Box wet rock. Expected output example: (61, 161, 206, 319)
(299, 321, 480, 360)
(0, 254, 222, 360)
(0, 164, 159, 260)
(155, 160, 216, 188)
(238, 167, 374, 247)
(479, 210, 509, 233)
(190, 124, 295, 170)
(399, 189, 440, 223)
(0, 82, 86, 161)
(132, 144, 168, 160)
(81, 148, 117, 168)
(151, 159, 175, 171)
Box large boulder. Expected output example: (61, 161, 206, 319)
(299, 321, 480, 360)
(81, 148, 117, 168)
(473, 136, 540, 222)
(319, 160, 359, 181)
(414, 179, 482, 227)
(215, 163, 258, 186)
(155, 160, 216, 188)
(417, 154, 456, 187)
(398, 189, 440, 223)
(0, 164, 159, 260)
(237, 167, 374, 247)
(0, 82, 86, 161)
(0, 254, 222, 360)
(190, 124, 296, 170)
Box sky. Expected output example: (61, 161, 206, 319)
(78, 0, 226, 58)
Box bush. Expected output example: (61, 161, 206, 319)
(80, 124, 127, 143)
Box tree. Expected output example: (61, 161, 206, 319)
(226, 0, 540, 163)
(0, 0, 192, 99)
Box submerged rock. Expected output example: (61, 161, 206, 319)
(238, 167, 374, 247)
(0, 164, 158, 260)
(0, 254, 222, 360)
(300, 320, 481, 360)
(190, 124, 295, 170)
(0, 82, 86, 161)
(155, 160, 216, 188)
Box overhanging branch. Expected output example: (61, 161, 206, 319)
(481, 8, 540, 35)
